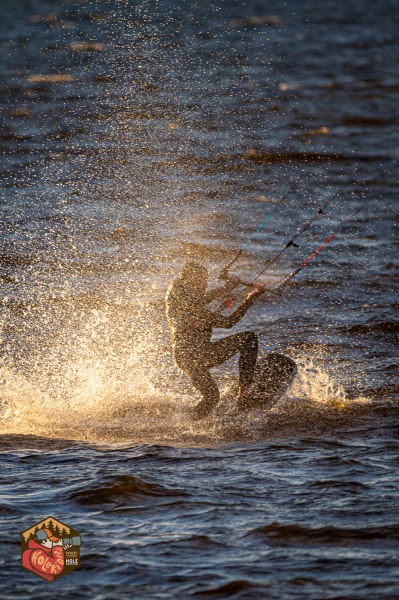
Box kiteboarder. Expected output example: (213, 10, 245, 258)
(166, 261, 265, 419)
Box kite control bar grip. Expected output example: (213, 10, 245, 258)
(219, 270, 252, 288)
(237, 279, 253, 288)
(219, 268, 250, 288)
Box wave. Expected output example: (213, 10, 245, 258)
(241, 149, 368, 164)
(345, 321, 399, 335)
(368, 386, 399, 400)
(159, 149, 377, 176)
(340, 115, 391, 127)
(194, 580, 262, 596)
(0, 433, 83, 450)
(146, 534, 227, 549)
(248, 521, 399, 544)
(0, 502, 21, 515)
(70, 474, 187, 505)
(0, 348, 376, 446)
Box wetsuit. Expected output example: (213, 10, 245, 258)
(166, 278, 258, 412)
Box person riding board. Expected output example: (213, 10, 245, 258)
(165, 261, 266, 419)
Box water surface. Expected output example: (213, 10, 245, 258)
(0, 0, 398, 597)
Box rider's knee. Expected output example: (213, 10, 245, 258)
(245, 331, 257, 347)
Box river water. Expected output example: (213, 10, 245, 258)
(0, 0, 398, 597)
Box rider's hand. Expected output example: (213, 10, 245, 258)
(246, 283, 266, 300)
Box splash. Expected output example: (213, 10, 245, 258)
(0, 303, 189, 442)
(291, 355, 348, 408)
(0, 334, 371, 445)
(0, 353, 191, 443)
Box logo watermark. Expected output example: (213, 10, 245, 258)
(21, 516, 82, 582)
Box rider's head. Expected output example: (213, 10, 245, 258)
(37, 528, 59, 549)
(180, 261, 208, 293)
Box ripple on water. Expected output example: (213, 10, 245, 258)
(70, 474, 188, 506)
(247, 522, 399, 545)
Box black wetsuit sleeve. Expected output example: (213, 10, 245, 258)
(210, 297, 254, 329)
(204, 284, 230, 304)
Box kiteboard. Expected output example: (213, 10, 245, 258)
(237, 352, 297, 411)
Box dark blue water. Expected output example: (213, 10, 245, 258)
(0, 0, 398, 597)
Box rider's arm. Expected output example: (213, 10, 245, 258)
(211, 297, 254, 329)
(210, 285, 265, 329)
(204, 277, 241, 304)
(204, 285, 229, 304)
